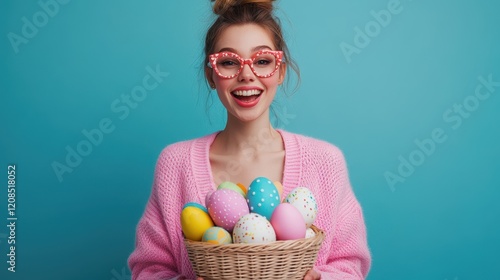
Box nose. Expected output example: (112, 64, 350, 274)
(238, 64, 255, 82)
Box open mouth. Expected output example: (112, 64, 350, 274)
(231, 89, 263, 103)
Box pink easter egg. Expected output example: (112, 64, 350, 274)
(207, 189, 249, 232)
(270, 203, 306, 240)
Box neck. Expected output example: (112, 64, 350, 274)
(217, 109, 281, 154)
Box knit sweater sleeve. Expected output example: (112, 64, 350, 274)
(316, 200, 371, 280)
(128, 144, 191, 280)
(305, 139, 371, 279)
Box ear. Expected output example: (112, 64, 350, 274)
(278, 63, 287, 85)
(205, 66, 215, 88)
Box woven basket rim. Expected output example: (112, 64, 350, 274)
(184, 225, 324, 250)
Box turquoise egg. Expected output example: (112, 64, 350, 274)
(183, 202, 208, 213)
(246, 177, 280, 220)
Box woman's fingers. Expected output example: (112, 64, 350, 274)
(303, 269, 321, 280)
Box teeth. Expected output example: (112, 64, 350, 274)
(232, 90, 262, 96)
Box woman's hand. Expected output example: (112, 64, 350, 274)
(196, 277, 204, 280)
(303, 269, 321, 280)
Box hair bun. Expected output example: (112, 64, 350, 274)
(211, 0, 275, 16)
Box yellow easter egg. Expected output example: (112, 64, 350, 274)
(181, 206, 214, 241)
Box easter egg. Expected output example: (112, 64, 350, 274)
(305, 227, 316, 238)
(181, 202, 214, 241)
(207, 189, 249, 232)
(205, 190, 215, 207)
(273, 181, 284, 199)
(218, 181, 245, 197)
(236, 183, 248, 196)
(247, 177, 280, 220)
(202, 226, 232, 245)
(270, 203, 306, 240)
(183, 202, 208, 213)
(232, 213, 276, 244)
(285, 187, 318, 228)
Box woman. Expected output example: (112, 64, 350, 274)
(128, 0, 371, 279)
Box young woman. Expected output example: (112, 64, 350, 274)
(128, 0, 371, 279)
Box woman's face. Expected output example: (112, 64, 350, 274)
(208, 23, 286, 123)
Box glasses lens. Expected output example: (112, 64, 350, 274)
(216, 56, 240, 77)
(252, 53, 277, 77)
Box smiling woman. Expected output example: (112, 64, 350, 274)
(207, 23, 285, 123)
(127, 0, 371, 279)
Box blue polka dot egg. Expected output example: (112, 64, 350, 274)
(246, 177, 280, 220)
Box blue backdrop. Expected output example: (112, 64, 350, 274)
(1, 0, 499, 279)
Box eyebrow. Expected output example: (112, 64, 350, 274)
(217, 45, 273, 53)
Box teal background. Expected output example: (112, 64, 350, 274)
(1, 0, 499, 279)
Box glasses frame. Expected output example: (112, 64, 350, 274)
(208, 50, 284, 79)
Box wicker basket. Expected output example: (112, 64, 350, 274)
(184, 225, 325, 280)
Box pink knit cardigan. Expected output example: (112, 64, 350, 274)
(128, 130, 371, 279)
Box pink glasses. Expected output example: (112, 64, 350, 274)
(208, 50, 284, 79)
